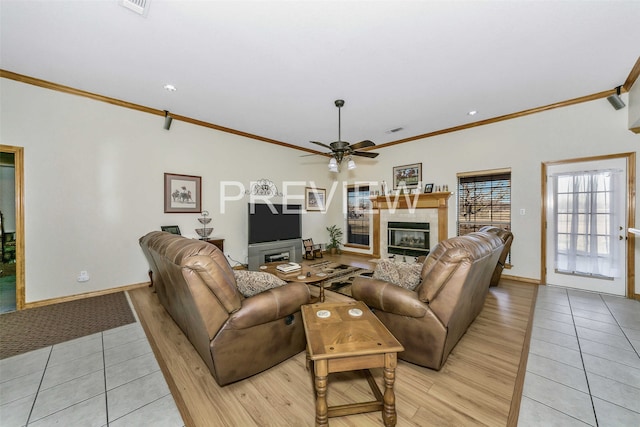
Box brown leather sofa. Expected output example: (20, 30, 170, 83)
(479, 226, 513, 286)
(139, 231, 310, 385)
(351, 231, 504, 370)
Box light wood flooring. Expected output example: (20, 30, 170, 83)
(128, 255, 535, 427)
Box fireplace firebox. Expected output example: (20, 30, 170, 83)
(387, 222, 430, 257)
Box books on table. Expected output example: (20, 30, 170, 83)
(277, 263, 302, 273)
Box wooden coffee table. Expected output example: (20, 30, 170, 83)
(260, 261, 359, 302)
(301, 301, 404, 426)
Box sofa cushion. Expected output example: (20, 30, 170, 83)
(234, 270, 287, 297)
(417, 247, 467, 303)
(373, 260, 422, 291)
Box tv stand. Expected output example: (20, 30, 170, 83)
(248, 239, 302, 271)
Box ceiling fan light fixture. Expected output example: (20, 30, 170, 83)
(309, 99, 380, 168)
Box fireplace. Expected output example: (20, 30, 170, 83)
(387, 222, 430, 257)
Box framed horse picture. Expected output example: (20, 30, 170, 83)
(164, 173, 202, 213)
(393, 163, 422, 190)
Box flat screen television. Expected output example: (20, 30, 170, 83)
(248, 203, 302, 244)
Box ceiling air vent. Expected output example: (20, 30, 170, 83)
(386, 127, 404, 134)
(120, 0, 150, 16)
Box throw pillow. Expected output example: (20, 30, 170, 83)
(395, 262, 423, 290)
(234, 270, 287, 297)
(373, 260, 422, 291)
(373, 259, 400, 283)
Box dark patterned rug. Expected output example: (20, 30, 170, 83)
(322, 269, 374, 297)
(0, 292, 136, 359)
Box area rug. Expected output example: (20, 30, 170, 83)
(0, 291, 136, 359)
(322, 269, 374, 297)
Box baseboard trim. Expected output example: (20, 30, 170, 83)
(23, 282, 150, 309)
(502, 274, 540, 285)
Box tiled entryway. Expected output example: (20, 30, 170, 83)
(518, 285, 640, 426)
(0, 309, 183, 426)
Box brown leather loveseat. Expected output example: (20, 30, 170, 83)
(351, 231, 504, 370)
(139, 231, 310, 385)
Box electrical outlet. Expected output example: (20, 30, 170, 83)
(77, 271, 90, 282)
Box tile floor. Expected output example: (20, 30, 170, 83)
(0, 297, 184, 427)
(2, 285, 638, 426)
(518, 285, 640, 426)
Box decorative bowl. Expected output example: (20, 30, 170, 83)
(198, 217, 212, 225)
(195, 227, 214, 237)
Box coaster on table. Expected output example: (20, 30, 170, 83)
(316, 310, 331, 318)
(348, 308, 363, 317)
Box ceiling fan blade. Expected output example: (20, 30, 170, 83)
(310, 141, 334, 151)
(352, 151, 379, 158)
(349, 140, 375, 150)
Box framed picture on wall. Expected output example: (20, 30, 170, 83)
(393, 163, 422, 189)
(164, 173, 202, 213)
(305, 187, 326, 212)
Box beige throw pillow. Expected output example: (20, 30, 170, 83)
(372, 260, 422, 291)
(234, 270, 287, 297)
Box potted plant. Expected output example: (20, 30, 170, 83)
(326, 225, 343, 254)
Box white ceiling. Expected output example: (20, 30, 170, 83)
(1, 0, 639, 156)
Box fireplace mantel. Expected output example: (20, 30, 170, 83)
(371, 192, 452, 257)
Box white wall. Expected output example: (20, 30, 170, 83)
(331, 93, 639, 282)
(629, 79, 640, 131)
(0, 79, 332, 302)
(1, 78, 638, 302)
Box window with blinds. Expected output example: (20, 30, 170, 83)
(457, 169, 511, 236)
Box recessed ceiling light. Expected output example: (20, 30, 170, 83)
(467, 110, 477, 116)
(163, 84, 177, 92)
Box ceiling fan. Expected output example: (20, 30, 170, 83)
(310, 99, 379, 171)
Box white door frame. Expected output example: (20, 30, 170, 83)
(540, 152, 636, 299)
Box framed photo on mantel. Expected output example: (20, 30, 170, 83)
(164, 173, 202, 213)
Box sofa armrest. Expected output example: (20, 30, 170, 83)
(226, 282, 310, 329)
(351, 276, 427, 318)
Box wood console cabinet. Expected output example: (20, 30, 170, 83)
(205, 238, 224, 252)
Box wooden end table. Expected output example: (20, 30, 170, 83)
(301, 301, 404, 426)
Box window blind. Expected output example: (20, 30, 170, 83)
(457, 170, 511, 236)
